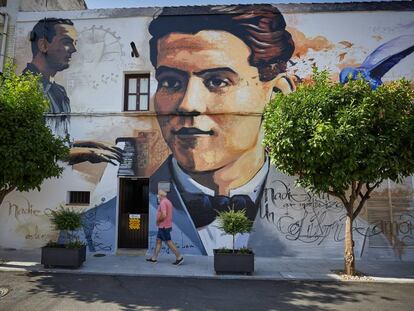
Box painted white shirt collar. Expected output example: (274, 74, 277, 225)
(171, 155, 269, 202)
(171, 156, 269, 255)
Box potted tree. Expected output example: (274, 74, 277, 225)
(214, 208, 254, 275)
(41, 206, 86, 268)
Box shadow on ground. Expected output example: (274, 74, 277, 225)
(15, 272, 387, 310)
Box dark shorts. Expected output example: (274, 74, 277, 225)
(157, 227, 172, 241)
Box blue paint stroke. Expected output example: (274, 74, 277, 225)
(82, 197, 117, 252)
(340, 35, 414, 89)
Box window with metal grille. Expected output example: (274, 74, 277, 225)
(68, 191, 90, 205)
(124, 74, 150, 111)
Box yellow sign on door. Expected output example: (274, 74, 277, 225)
(129, 214, 141, 230)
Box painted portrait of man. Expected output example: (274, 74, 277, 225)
(4, 2, 411, 257)
(22, 18, 125, 166)
(22, 18, 77, 137)
(23, 18, 77, 114)
(148, 5, 300, 255)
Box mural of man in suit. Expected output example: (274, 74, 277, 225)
(21, 18, 123, 252)
(23, 18, 77, 114)
(148, 5, 303, 255)
(22, 18, 124, 166)
(22, 18, 77, 137)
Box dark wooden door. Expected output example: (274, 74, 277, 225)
(118, 178, 149, 248)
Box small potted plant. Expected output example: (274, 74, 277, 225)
(214, 208, 254, 275)
(41, 205, 86, 268)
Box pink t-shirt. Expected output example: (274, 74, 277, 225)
(157, 197, 173, 228)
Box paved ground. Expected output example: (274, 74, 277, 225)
(1, 248, 414, 282)
(1, 271, 413, 311)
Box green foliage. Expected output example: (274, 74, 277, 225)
(215, 247, 253, 254)
(66, 239, 86, 249)
(0, 62, 69, 205)
(264, 69, 414, 275)
(50, 205, 83, 232)
(215, 247, 233, 254)
(45, 241, 61, 248)
(238, 247, 253, 254)
(263, 69, 414, 196)
(45, 238, 85, 249)
(217, 208, 253, 236)
(49, 205, 84, 247)
(217, 208, 253, 252)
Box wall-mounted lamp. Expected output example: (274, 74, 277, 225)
(130, 41, 139, 58)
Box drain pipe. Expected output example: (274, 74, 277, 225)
(0, 12, 9, 73)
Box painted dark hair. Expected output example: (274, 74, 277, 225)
(149, 5, 294, 81)
(30, 18, 74, 56)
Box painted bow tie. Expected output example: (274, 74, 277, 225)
(180, 192, 259, 228)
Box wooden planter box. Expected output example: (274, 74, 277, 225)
(41, 245, 86, 268)
(213, 249, 254, 275)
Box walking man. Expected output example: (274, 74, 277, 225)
(147, 190, 184, 265)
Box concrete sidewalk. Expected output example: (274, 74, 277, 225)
(1, 248, 414, 283)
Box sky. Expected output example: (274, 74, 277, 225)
(85, 0, 394, 9)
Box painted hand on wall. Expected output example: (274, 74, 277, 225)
(67, 141, 123, 165)
(273, 73, 297, 95)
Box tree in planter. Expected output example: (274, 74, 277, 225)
(49, 205, 84, 248)
(216, 208, 253, 253)
(0, 62, 69, 206)
(263, 69, 414, 275)
(43, 206, 86, 268)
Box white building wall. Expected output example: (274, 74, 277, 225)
(1, 5, 413, 259)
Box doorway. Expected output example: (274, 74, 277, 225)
(118, 178, 149, 248)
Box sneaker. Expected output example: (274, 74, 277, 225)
(172, 257, 184, 266)
(146, 258, 157, 263)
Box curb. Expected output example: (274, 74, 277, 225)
(2, 263, 414, 283)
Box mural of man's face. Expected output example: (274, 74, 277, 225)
(154, 30, 275, 173)
(44, 24, 77, 72)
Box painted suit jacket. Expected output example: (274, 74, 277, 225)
(23, 63, 71, 114)
(149, 155, 373, 258)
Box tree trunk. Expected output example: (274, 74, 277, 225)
(0, 187, 15, 207)
(0, 191, 6, 206)
(232, 234, 235, 253)
(344, 213, 356, 276)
